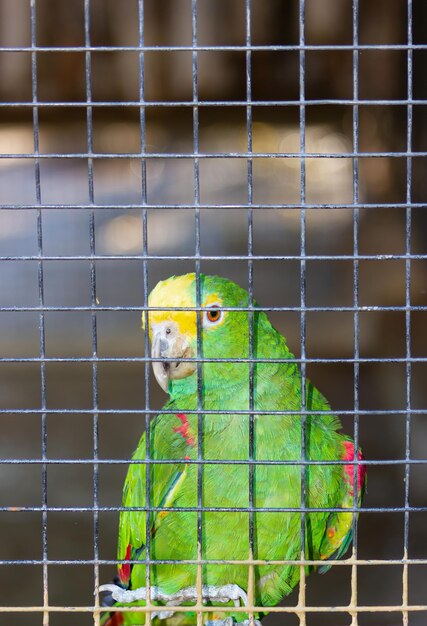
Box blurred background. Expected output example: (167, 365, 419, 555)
(1, 0, 427, 625)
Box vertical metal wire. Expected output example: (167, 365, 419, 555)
(138, 1, 153, 625)
(245, 1, 255, 624)
(351, 2, 360, 625)
(298, 2, 307, 624)
(191, 2, 203, 624)
(83, 3, 100, 624)
(403, 2, 413, 624)
(30, 1, 48, 624)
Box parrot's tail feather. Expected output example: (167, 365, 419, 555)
(101, 612, 124, 626)
(318, 526, 354, 574)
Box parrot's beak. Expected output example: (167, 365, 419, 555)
(150, 321, 196, 392)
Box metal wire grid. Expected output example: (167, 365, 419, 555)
(1, 0, 426, 625)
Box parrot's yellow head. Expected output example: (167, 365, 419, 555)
(145, 273, 225, 338)
(143, 273, 253, 394)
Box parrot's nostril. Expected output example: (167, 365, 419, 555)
(163, 362, 170, 373)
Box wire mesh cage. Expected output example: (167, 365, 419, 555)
(1, 0, 427, 625)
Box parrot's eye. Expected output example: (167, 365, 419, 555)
(204, 305, 223, 327)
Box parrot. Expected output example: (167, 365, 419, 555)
(100, 273, 366, 626)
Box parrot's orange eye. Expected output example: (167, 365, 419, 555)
(207, 309, 220, 322)
(204, 306, 223, 326)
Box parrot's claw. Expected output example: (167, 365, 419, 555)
(163, 583, 248, 608)
(99, 582, 249, 621)
(99, 583, 171, 604)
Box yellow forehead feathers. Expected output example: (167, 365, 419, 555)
(142, 274, 223, 338)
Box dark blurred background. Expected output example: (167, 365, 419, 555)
(1, 1, 427, 625)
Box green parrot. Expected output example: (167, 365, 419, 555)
(100, 273, 366, 626)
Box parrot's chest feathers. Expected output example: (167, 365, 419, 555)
(162, 410, 301, 463)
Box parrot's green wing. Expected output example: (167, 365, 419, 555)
(101, 426, 194, 626)
(117, 455, 146, 583)
(318, 440, 367, 573)
(117, 428, 192, 588)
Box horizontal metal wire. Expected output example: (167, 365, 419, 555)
(1, 605, 426, 615)
(1, 408, 425, 416)
(1, 558, 427, 568)
(1, 304, 426, 314)
(1, 457, 426, 466)
(2, 253, 426, 261)
(1, 505, 425, 514)
(1, 151, 427, 159)
(0, 202, 426, 211)
(1, 99, 427, 107)
(1, 356, 427, 365)
(1, 44, 427, 52)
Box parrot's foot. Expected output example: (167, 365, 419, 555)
(171, 583, 249, 607)
(99, 583, 248, 621)
(99, 583, 171, 603)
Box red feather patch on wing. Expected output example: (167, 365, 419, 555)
(173, 413, 196, 447)
(342, 440, 366, 495)
(118, 543, 132, 585)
